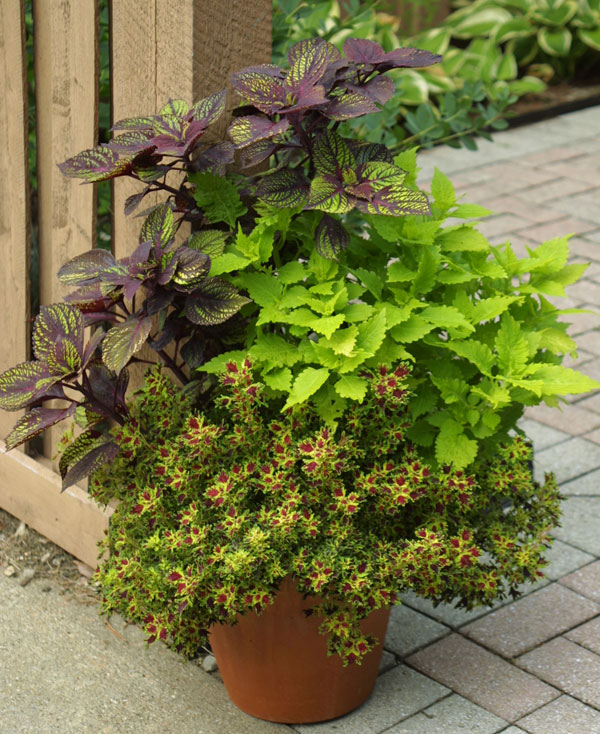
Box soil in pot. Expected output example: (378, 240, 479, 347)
(209, 576, 391, 724)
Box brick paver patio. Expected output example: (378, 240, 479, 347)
(297, 105, 600, 734)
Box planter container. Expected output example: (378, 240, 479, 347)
(209, 576, 391, 724)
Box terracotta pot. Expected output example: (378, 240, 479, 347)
(208, 576, 391, 724)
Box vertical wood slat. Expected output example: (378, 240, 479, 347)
(0, 0, 30, 444)
(34, 0, 99, 461)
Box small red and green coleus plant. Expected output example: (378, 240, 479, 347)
(91, 361, 560, 664)
(0, 37, 441, 484)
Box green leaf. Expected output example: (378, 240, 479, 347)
(470, 295, 521, 323)
(537, 27, 572, 56)
(447, 340, 495, 373)
(257, 169, 310, 209)
(356, 310, 387, 356)
(391, 315, 433, 343)
(102, 316, 153, 373)
(494, 314, 529, 377)
(263, 367, 293, 392)
(239, 272, 282, 307)
(393, 147, 419, 187)
(451, 203, 493, 219)
(524, 364, 600, 396)
(209, 252, 251, 276)
(190, 172, 247, 228)
(388, 261, 417, 283)
(250, 333, 300, 368)
(435, 420, 478, 469)
(351, 268, 383, 300)
(324, 326, 358, 356)
(277, 261, 306, 284)
(140, 203, 175, 246)
(411, 247, 440, 296)
(187, 230, 228, 258)
(431, 168, 456, 211)
(308, 175, 352, 214)
(334, 375, 367, 401)
(438, 226, 489, 252)
(283, 367, 330, 410)
(579, 27, 600, 52)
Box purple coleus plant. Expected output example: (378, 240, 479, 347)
(0, 36, 442, 487)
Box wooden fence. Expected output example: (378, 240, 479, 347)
(0, 0, 271, 567)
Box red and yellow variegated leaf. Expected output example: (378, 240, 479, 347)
(58, 145, 133, 182)
(111, 115, 155, 131)
(186, 230, 228, 258)
(230, 69, 287, 114)
(286, 42, 329, 94)
(256, 169, 310, 209)
(357, 161, 407, 193)
(139, 203, 175, 247)
(57, 249, 122, 286)
(185, 278, 250, 326)
(313, 130, 355, 177)
(348, 141, 394, 165)
(160, 99, 189, 117)
(325, 91, 378, 121)
(380, 47, 442, 69)
(108, 130, 155, 152)
(5, 404, 77, 450)
(0, 362, 64, 411)
(102, 316, 153, 374)
(33, 304, 84, 363)
(354, 185, 430, 216)
(307, 174, 353, 214)
(172, 247, 211, 289)
(239, 139, 278, 169)
(189, 90, 226, 126)
(315, 215, 350, 259)
(288, 38, 341, 66)
(228, 116, 290, 148)
(59, 430, 119, 489)
(343, 38, 385, 64)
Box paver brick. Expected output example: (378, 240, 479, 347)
(566, 237, 600, 263)
(552, 188, 600, 223)
(518, 636, 600, 708)
(525, 404, 600, 436)
(516, 695, 600, 734)
(539, 161, 600, 188)
(542, 540, 595, 580)
(517, 216, 599, 243)
(385, 603, 449, 658)
(565, 616, 600, 656)
(579, 392, 600, 414)
(518, 146, 590, 167)
(462, 584, 600, 658)
(295, 665, 448, 734)
(517, 178, 594, 204)
(561, 467, 600, 495)
(560, 560, 600, 602)
(568, 279, 600, 307)
(585, 428, 600, 445)
(400, 591, 499, 629)
(477, 214, 531, 239)
(517, 418, 569, 451)
(572, 330, 600, 356)
(551, 497, 600, 555)
(387, 694, 507, 734)
(533, 438, 600, 485)
(484, 195, 563, 224)
(379, 649, 397, 675)
(406, 634, 559, 722)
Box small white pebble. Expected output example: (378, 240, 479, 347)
(14, 522, 27, 538)
(202, 654, 218, 673)
(3, 565, 16, 577)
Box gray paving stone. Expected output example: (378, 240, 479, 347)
(499, 729, 528, 734)
(379, 649, 397, 675)
(463, 584, 600, 658)
(565, 616, 600, 655)
(385, 603, 450, 658)
(387, 694, 507, 734)
(400, 591, 499, 629)
(561, 468, 600, 495)
(406, 634, 559, 722)
(517, 418, 570, 451)
(518, 637, 600, 708)
(533, 437, 600, 485)
(552, 496, 600, 555)
(542, 539, 595, 580)
(295, 665, 448, 734)
(516, 695, 600, 734)
(559, 560, 600, 602)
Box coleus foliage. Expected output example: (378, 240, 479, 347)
(203, 152, 599, 471)
(92, 362, 560, 664)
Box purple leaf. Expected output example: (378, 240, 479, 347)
(33, 304, 84, 364)
(307, 174, 353, 214)
(353, 76, 395, 105)
(325, 90, 378, 120)
(193, 142, 235, 175)
(315, 215, 350, 259)
(180, 337, 205, 369)
(289, 84, 329, 111)
(145, 290, 175, 316)
(343, 38, 385, 64)
(82, 311, 120, 327)
(256, 169, 310, 209)
(124, 188, 151, 215)
(111, 115, 155, 132)
(5, 404, 77, 451)
(59, 431, 119, 489)
(149, 317, 177, 351)
(348, 141, 394, 165)
(108, 130, 155, 152)
(121, 277, 143, 300)
(286, 42, 330, 95)
(288, 39, 341, 66)
(64, 283, 120, 313)
(189, 90, 226, 126)
(0, 362, 65, 411)
(58, 145, 134, 183)
(354, 185, 431, 216)
(230, 69, 287, 114)
(380, 47, 442, 70)
(233, 64, 285, 79)
(121, 240, 153, 267)
(102, 316, 153, 373)
(228, 116, 290, 148)
(239, 140, 278, 169)
(159, 98, 189, 117)
(186, 230, 228, 258)
(185, 278, 250, 326)
(172, 247, 211, 290)
(313, 130, 355, 177)
(57, 249, 122, 286)
(81, 329, 106, 369)
(139, 203, 175, 248)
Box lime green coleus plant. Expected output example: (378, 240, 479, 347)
(202, 145, 598, 471)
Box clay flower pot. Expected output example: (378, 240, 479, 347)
(209, 576, 391, 724)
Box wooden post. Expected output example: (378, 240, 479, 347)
(34, 0, 99, 462)
(0, 0, 29, 443)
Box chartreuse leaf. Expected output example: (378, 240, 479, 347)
(495, 314, 529, 377)
(524, 364, 600, 396)
(438, 226, 489, 252)
(334, 375, 368, 401)
(0, 362, 63, 411)
(283, 367, 330, 410)
(431, 168, 456, 211)
(185, 279, 250, 326)
(313, 130, 354, 176)
(249, 333, 299, 367)
(451, 203, 493, 219)
(140, 203, 175, 246)
(520, 236, 569, 275)
(411, 246, 440, 295)
(393, 147, 419, 187)
(209, 253, 251, 276)
(200, 350, 247, 375)
(5, 405, 76, 450)
(33, 304, 84, 364)
(470, 296, 521, 324)
(308, 175, 351, 214)
(102, 316, 153, 373)
(351, 268, 382, 300)
(435, 419, 478, 469)
(355, 310, 387, 356)
(324, 326, 358, 356)
(447, 340, 494, 374)
(277, 261, 306, 284)
(257, 169, 310, 209)
(263, 367, 293, 392)
(391, 315, 433, 343)
(420, 305, 475, 335)
(58, 145, 133, 182)
(239, 272, 282, 307)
